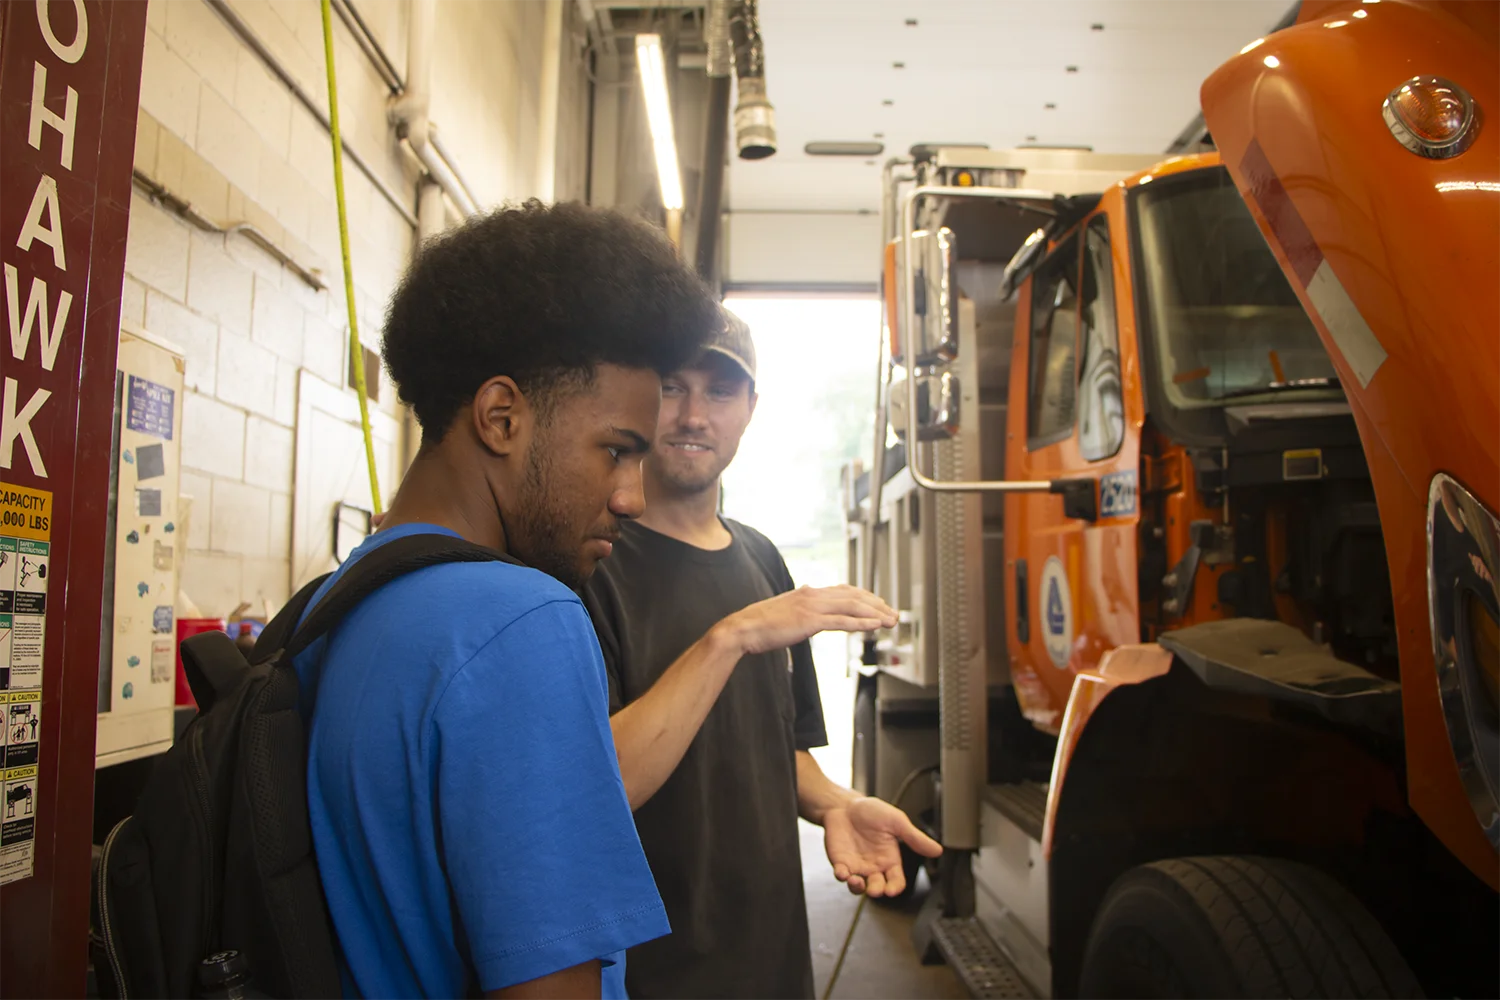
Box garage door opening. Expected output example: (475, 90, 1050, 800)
(720, 294, 880, 784)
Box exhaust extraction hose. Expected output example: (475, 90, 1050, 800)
(728, 0, 776, 160)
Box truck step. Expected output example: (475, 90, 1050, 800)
(983, 781, 1048, 842)
(931, 916, 1036, 999)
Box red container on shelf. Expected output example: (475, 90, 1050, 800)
(175, 617, 226, 708)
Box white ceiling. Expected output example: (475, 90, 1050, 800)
(727, 0, 1290, 213)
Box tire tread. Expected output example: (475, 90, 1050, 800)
(1082, 854, 1422, 998)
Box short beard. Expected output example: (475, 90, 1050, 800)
(503, 435, 584, 590)
(650, 453, 731, 499)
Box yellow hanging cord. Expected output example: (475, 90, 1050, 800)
(320, 0, 383, 515)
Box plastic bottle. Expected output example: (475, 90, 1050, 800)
(234, 621, 257, 657)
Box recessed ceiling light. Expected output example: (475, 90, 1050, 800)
(1091, 22, 1104, 31)
(893, 61, 905, 69)
(805, 141, 886, 156)
(1045, 102, 1057, 110)
(1066, 65, 1079, 73)
(905, 18, 918, 26)
(882, 99, 894, 106)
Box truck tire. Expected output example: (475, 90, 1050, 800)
(1077, 856, 1422, 999)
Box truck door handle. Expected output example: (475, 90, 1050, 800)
(1016, 559, 1029, 644)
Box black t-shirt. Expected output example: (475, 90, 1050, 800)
(582, 518, 828, 1000)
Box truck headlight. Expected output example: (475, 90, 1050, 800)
(1428, 473, 1500, 848)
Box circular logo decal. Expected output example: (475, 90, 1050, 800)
(1039, 555, 1073, 669)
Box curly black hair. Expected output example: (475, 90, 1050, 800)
(382, 200, 719, 438)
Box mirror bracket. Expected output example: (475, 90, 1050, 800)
(1050, 478, 1098, 522)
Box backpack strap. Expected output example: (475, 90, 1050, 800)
(283, 533, 520, 658)
(249, 571, 335, 664)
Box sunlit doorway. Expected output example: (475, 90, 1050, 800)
(720, 295, 880, 785)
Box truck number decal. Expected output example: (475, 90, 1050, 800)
(1100, 470, 1137, 518)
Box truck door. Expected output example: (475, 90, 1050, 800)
(1004, 211, 1142, 730)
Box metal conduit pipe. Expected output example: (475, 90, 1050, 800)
(390, 0, 480, 218)
(203, 0, 417, 227)
(863, 158, 914, 594)
(728, 0, 775, 160)
(694, 0, 733, 280)
(332, 0, 403, 94)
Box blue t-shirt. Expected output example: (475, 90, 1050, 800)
(293, 523, 668, 998)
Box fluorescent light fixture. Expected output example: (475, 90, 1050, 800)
(635, 33, 684, 211)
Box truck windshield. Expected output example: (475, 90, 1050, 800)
(1135, 167, 1337, 409)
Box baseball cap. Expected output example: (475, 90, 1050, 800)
(700, 308, 756, 382)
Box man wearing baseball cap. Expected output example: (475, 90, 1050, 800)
(583, 310, 941, 999)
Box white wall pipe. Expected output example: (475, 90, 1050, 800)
(535, 0, 565, 202)
(391, 0, 480, 217)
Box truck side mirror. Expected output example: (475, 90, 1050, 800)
(886, 228, 959, 366)
(913, 227, 959, 364)
(1051, 478, 1098, 522)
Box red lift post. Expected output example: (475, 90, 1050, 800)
(1, 1, 148, 995)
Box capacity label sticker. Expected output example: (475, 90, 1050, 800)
(1, 483, 49, 886)
(0, 482, 51, 542)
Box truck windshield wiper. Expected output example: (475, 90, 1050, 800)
(1217, 376, 1342, 401)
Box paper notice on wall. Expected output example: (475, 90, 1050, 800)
(1, 481, 49, 885)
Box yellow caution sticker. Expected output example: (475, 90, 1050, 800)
(0, 482, 51, 542)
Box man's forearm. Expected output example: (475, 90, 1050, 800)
(795, 750, 860, 825)
(611, 623, 745, 809)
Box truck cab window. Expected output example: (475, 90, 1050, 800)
(1077, 216, 1124, 461)
(1027, 234, 1080, 448)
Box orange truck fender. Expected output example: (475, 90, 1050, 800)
(1041, 644, 1174, 858)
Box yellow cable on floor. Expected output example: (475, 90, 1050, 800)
(319, 0, 383, 515)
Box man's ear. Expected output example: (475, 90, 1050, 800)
(472, 376, 532, 456)
(747, 389, 759, 422)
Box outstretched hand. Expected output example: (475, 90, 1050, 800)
(823, 796, 942, 897)
(724, 585, 896, 656)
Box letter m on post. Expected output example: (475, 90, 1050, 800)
(5, 262, 71, 371)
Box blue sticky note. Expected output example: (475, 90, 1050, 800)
(126, 531, 140, 544)
(137, 582, 150, 598)
(123, 682, 135, 700)
(127, 655, 140, 668)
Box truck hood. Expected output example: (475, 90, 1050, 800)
(1200, 0, 1499, 887)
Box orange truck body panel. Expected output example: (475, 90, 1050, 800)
(1003, 152, 1236, 733)
(1200, 0, 1499, 887)
(1002, 179, 1144, 731)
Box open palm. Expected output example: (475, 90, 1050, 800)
(823, 797, 942, 897)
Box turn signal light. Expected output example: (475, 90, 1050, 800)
(1383, 75, 1479, 159)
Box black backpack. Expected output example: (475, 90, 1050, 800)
(92, 533, 514, 999)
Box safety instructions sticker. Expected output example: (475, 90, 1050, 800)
(1, 481, 50, 886)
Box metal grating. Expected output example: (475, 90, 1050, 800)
(933, 438, 971, 752)
(932, 916, 1035, 999)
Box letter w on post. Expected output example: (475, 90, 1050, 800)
(5, 263, 71, 372)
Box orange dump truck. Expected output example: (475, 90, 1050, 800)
(844, 2, 1497, 996)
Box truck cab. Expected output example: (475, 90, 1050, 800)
(847, 51, 1497, 989)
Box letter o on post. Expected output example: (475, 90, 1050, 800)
(36, 0, 88, 64)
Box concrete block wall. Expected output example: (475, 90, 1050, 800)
(124, 0, 584, 618)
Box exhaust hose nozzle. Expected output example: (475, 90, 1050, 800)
(734, 77, 776, 160)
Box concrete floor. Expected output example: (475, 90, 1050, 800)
(801, 820, 967, 1000)
(800, 627, 964, 1000)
